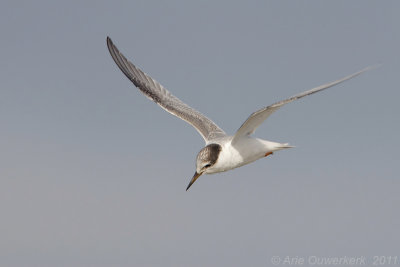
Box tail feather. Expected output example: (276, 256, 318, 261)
(276, 143, 295, 149)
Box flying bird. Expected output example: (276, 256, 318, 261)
(106, 36, 375, 191)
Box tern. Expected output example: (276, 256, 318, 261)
(107, 37, 374, 191)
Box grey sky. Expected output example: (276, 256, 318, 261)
(1, 1, 399, 266)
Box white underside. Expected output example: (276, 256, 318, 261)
(204, 136, 293, 174)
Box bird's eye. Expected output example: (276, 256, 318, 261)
(204, 164, 211, 168)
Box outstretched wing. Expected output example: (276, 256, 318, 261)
(107, 37, 226, 142)
(231, 66, 377, 145)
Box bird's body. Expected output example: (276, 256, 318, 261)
(106, 36, 375, 190)
(204, 136, 291, 174)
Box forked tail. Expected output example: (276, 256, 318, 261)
(275, 143, 295, 150)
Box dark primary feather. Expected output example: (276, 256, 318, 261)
(106, 37, 226, 142)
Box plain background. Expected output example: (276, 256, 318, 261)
(1, 1, 399, 266)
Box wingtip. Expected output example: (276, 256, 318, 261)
(106, 36, 113, 47)
(106, 36, 118, 58)
(362, 63, 382, 72)
(348, 64, 381, 81)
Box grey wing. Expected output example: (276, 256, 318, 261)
(107, 37, 226, 142)
(231, 65, 377, 144)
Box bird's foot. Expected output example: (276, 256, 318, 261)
(264, 152, 273, 157)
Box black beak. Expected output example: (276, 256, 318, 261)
(186, 171, 203, 191)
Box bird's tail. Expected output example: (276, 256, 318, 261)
(275, 143, 295, 150)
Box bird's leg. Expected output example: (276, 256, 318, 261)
(264, 152, 273, 157)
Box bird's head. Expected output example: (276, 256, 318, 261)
(186, 143, 222, 191)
